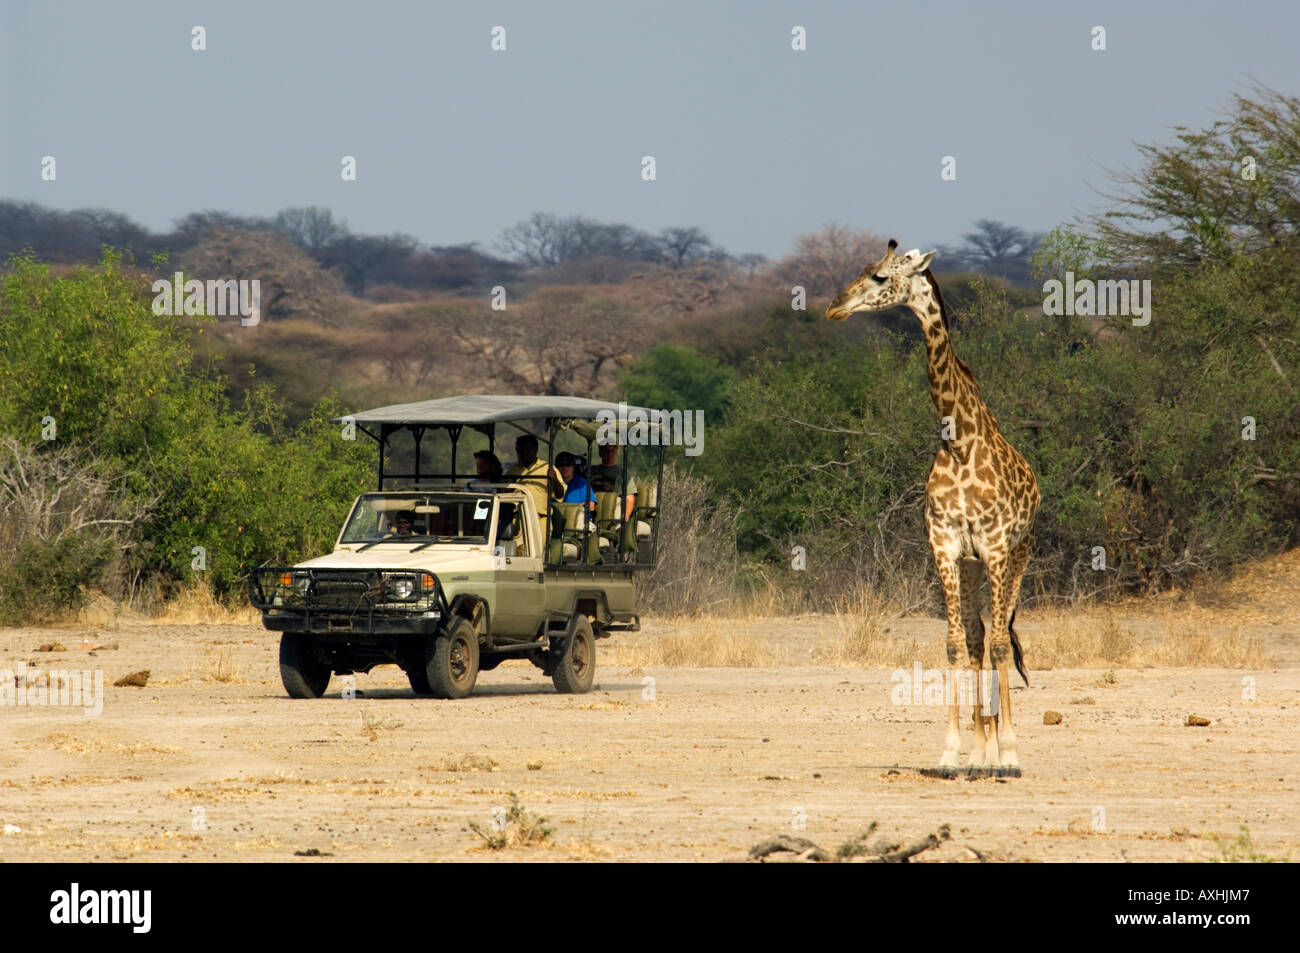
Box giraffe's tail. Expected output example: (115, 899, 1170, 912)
(1009, 608, 1028, 687)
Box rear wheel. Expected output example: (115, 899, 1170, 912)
(551, 616, 595, 694)
(425, 618, 480, 699)
(279, 632, 331, 699)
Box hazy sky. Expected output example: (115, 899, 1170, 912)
(2, 1, 1296, 260)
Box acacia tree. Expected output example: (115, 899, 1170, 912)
(1090, 85, 1300, 271)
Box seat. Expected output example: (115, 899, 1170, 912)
(549, 501, 599, 564)
(622, 483, 658, 560)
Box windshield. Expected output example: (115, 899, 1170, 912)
(340, 494, 493, 544)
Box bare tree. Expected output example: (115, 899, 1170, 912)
(770, 223, 890, 301)
(165, 210, 273, 252)
(0, 438, 154, 616)
(451, 287, 650, 396)
(630, 259, 743, 318)
(498, 212, 661, 270)
(183, 228, 350, 323)
(318, 232, 420, 295)
(273, 206, 349, 256)
(658, 226, 715, 268)
(373, 301, 485, 390)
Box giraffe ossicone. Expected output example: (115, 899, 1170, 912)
(828, 239, 1041, 774)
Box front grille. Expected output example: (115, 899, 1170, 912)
(311, 573, 383, 610)
(249, 568, 437, 614)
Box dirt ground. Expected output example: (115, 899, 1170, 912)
(1, 598, 1297, 863)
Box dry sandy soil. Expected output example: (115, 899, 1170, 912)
(1, 576, 1297, 863)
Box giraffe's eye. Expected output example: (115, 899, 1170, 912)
(871, 274, 887, 284)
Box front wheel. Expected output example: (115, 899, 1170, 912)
(407, 667, 434, 695)
(280, 632, 332, 698)
(551, 616, 595, 694)
(425, 618, 480, 699)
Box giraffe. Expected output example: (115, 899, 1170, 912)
(826, 240, 1040, 775)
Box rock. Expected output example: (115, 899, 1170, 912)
(1185, 714, 1211, 727)
(1043, 710, 1063, 725)
(36, 642, 67, 653)
(114, 670, 151, 688)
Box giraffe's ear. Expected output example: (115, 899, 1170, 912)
(910, 249, 937, 273)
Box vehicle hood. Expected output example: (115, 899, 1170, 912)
(295, 545, 492, 575)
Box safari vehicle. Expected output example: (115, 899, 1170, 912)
(248, 395, 665, 699)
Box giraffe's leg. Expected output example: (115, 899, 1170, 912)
(959, 558, 990, 768)
(932, 541, 966, 774)
(987, 538, 1031, 773)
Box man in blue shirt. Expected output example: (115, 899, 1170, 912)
(555, 452, 592, 508)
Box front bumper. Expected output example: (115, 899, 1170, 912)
(249, 566, 449, 637)
(260, 608, 443, 636)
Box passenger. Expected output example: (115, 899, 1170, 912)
(556, 451, 593, 507)
(471, 450, 504, 485)
(387, 510, 415, 537)
(506, 434, 565, 534)
(589, 443, 637, 517)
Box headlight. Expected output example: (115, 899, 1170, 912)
(387, 575, 416, 600)
(294, 573, 310, 594)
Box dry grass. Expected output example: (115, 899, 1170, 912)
(152, 579, 259, 626)
(47, 730, 182, 757)
(204, 647, 244, 683)
(823, 588, 933, 668)
(613, 617, 778, 667)
(1019, 610, 1266, 669)
(359, 710, 403, 741)
(441, 753, 499, 773)
(469, 792, 554, 850)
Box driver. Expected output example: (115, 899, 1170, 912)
(388, 510, 415, 537)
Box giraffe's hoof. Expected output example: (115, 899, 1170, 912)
(926, 766, 960, 779)
(992, 765, 1022, 779)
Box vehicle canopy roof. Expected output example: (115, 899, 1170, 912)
(339, 394, 660, 427)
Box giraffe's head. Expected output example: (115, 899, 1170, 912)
(825, 239, 937, 320)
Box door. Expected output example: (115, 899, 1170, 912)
(491, 497, 545, 637)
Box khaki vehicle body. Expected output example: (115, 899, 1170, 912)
(249, 394, 660, 699)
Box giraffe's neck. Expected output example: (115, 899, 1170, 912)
(908, 274, 988, 459)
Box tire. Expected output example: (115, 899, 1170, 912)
(407, 667, 434, 695)
(425, 618, 480, 699)
(279, 632, 332, 699)
(551, 616, 595, 694)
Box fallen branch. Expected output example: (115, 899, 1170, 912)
(747, 823, 952, 863)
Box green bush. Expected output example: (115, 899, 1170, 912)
(703, 263, 1300, 601)
(0, 252, 371, 605)
(0, 533, 116, 624)
(620, 344, 735, 423)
